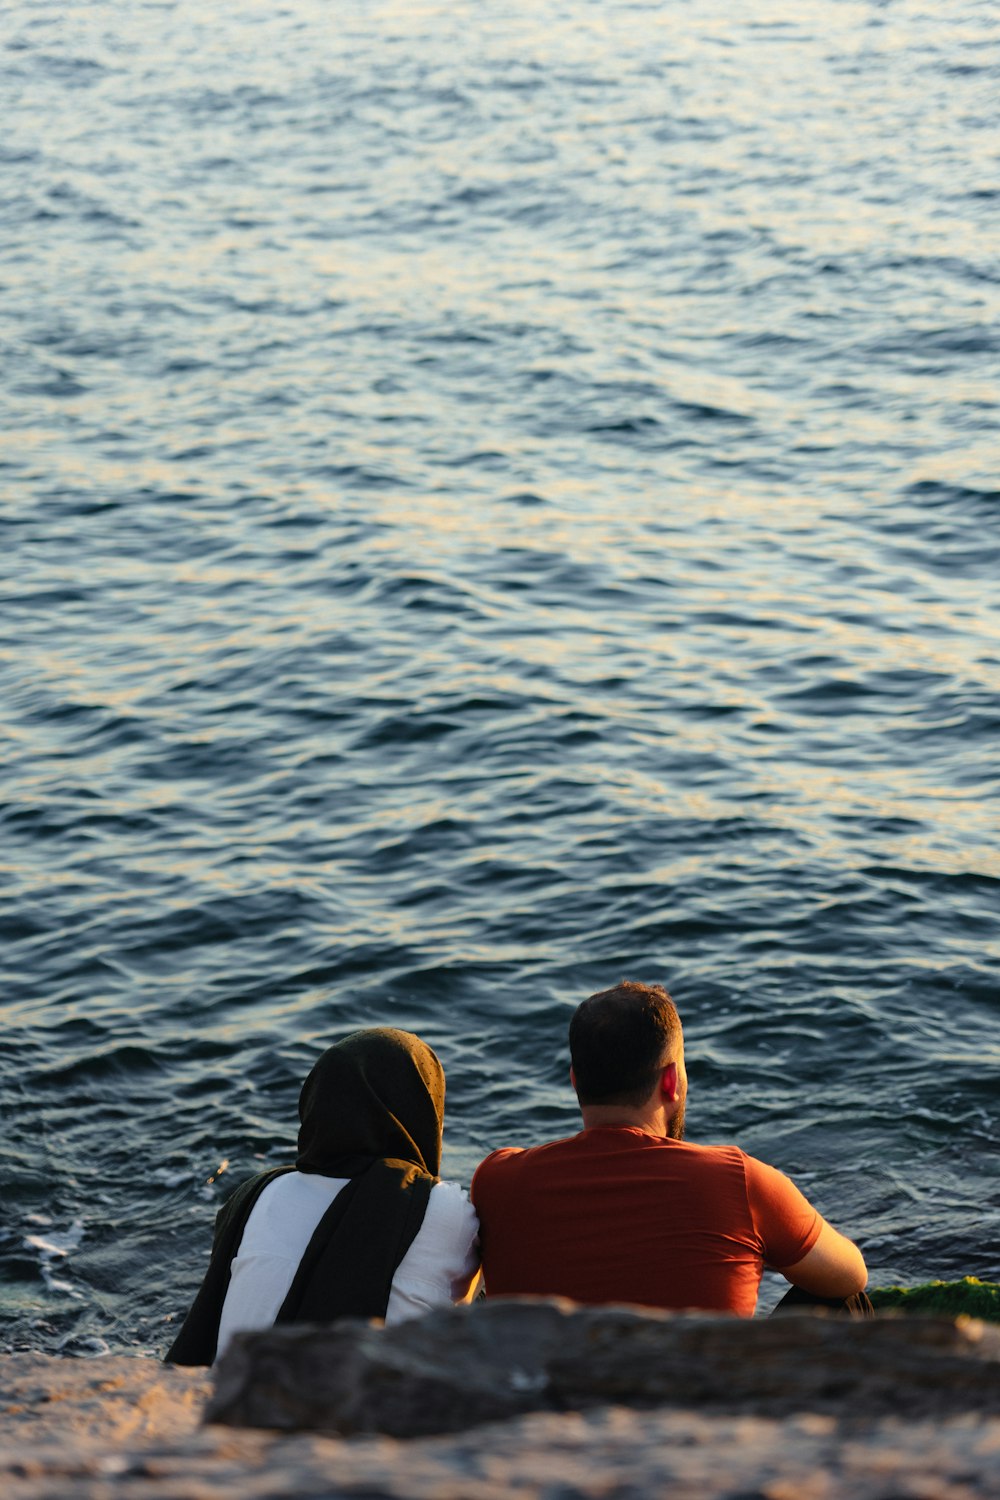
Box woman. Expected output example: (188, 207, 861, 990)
(166, 1027, 479, 1365)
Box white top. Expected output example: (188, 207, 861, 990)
(215, 1172, 480, 1362)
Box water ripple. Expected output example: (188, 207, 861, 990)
(1, 0, 998, 1353)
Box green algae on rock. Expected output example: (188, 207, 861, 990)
(869, 1277, 1000, 1322)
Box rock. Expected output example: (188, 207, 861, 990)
(0, 1352, 211, 1448)
(206, 1295, 1000, 1438)
(3, 1301, 1000, 1499)
(869, 1276, 1000, 1321)
(3, 1381, 1000, 1499)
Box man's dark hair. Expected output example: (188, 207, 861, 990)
(569, 980, 681, 1108)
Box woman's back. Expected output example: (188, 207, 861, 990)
(216, 1171, 478, 1359)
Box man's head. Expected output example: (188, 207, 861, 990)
(569, 980, 686, 1139)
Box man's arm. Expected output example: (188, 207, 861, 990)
(744, 1153, 868, 1298)
(778, 1216, 867, 1299)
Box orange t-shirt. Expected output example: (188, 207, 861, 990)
(471, 1126, 822, 1317)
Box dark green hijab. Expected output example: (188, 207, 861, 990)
(296, 1025, 443, 1177)
(165, 1028, 445, 1366)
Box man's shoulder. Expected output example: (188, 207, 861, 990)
(474, 1135, 751, 1168)
(630, 1136, 752, 1180)
(679, 1139, 749, 1165)
(475, 1136, 579, 1169)
(472, 1134, 748, 1180)
(471, 1135, 579, 1195)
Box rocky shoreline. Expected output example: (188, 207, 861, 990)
(3, 1294, 1000, 1499)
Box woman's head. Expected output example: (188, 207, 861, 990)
(296, 1027, 444, 1178)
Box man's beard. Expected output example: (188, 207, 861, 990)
(667, 1098, 686, 1141)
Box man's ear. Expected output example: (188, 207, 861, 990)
(570, 1065, 577, 1091)
(660, 1062, 679, 1103)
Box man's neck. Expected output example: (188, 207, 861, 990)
(579, 1103, 667, 1138)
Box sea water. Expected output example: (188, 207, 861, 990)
(1, 0, 997, 1353)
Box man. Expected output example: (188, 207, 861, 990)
(471, 981, 867, 1316)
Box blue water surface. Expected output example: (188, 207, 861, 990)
(1, 0, 998, 1354)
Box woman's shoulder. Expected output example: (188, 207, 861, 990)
(423, 1177, 478, 1238)
(431, 1176, 471, 1199)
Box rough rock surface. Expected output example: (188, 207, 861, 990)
(5, 1402, 1000, 1500)
(208, 1295, 1000, 1437)
(2, 1300, 1000, 1499)
(0, 1352, 211, 1447)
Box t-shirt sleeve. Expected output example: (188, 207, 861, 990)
(743, 1154, 823, 1270)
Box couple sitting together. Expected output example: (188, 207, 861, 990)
(167, 980, 869, 1365)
